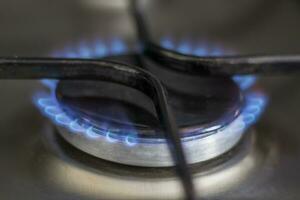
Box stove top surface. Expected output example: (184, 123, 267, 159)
(1, 0, 300, 199)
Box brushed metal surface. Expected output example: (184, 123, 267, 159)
(56, 115, 244, 167)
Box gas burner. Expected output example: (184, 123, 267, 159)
(34, 39, 267, 167)
(1, 0, 300, 199)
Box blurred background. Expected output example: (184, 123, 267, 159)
(0, 0, 300, 199)
(0, 0, 300, 55)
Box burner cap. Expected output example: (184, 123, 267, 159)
(55, 76, 243, 138)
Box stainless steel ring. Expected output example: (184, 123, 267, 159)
(56, 114, 245, 167)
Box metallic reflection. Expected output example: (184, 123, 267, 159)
(34, 126, 278, 199)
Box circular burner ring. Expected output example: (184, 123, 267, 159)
(36, 88, 266, 166)
(35, 39, 266, 167)
(55, 75, 243, 139)
(56, 114, 246, 167)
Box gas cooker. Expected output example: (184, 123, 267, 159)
(0, 0, 300, 200)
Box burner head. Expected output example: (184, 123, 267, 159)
(35, 79, 266, 167)
(55, 76, 243, 138)
(34, 38, 267, 167)
(41, 75, 264, 167)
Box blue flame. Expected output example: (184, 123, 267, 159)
(51, 38, 126, 59)
(35, 93, 140, 146)
(177, 41, 193, 54)
(242, 93, 267, 127)
(110, 38, 127, 54)
(233, 75, 257, 90)
(161, 37, 175, 50)
(160, 37, 225, 57)
(34, 38, 266, 147)
(34, 87, 267, 146)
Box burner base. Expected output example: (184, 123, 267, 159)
(42, 123, 271, 200)
(55, 114, 246, 167)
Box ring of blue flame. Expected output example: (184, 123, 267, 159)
(34, 38, 267, 147)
